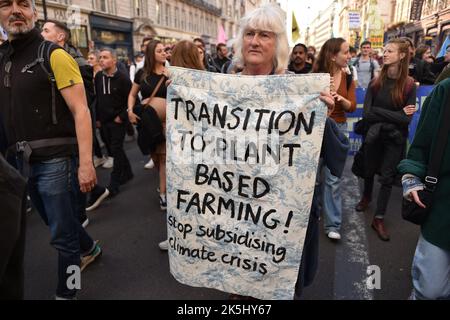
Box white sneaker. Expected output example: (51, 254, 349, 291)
(102, 157, 114, 169)
(144, 158, 155, 169)
(86, 188, 110, 212)
(93, 156, 107, 168)
(327, 231, 341, 240)
(159, 194, 167, 210)
(81, 217, 89, 228)
(158, 240, 169, 251)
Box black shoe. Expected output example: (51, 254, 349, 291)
(108, 187, 119, 198)
(119, 172, 134, 185)
(86, 187, 110, 211)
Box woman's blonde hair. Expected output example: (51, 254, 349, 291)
(233, 4, 289, 74)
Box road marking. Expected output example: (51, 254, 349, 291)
(333, 162, 373, 300)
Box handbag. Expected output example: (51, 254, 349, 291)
(351, 143, 365, 178)
(135, 75, 165, 155)
(401, 93, 450, 225)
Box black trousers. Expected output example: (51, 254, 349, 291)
(100, 122, 133, 193)
(363, 138, 404, 217)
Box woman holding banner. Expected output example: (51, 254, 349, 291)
(312, 38, 357, 241)
(354, 39, 416, 241)
(157, 40, 206, 251)
(229, 4, 336, 300)
(128, 40, 169, 210)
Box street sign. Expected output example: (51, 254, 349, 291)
(410, 0, 424, 21)
(349, 11, 361, 30)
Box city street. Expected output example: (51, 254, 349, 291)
(24, 138, 420, 300)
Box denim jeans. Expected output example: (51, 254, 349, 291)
(411, 234, 450, 300)
(322, 122, 348, 233)
(27, 157, 95, 298)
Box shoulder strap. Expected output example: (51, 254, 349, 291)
(346, 71, 353, 91)
(425, 91, 450, 189)
(37, 41, 58, 125)
(369, 58, 375, 79)
(143, 75, 165, 108)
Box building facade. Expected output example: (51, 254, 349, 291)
(336, 0, 362, 48)
(303, 1, 338, 51)
(358, 0, 394, 48)
(386, 0, 450, 53)
(34, 0, 256, 59)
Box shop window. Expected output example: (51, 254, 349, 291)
(92, 29, 126, 46)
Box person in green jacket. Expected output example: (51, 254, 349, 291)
(434, 44, 450, 85)
(397, 78, 450, 300)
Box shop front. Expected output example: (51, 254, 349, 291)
(36, 4, 90, 56)
(90, 14, 133, 62)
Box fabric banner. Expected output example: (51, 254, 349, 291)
(166, 67, 329, 300)
(347, 86, 435, 155)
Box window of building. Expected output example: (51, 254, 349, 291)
(156, 1, 161, 24)
(174, 7, 179, 29)
(189, 12, 193, 32)
(95, 0, 107, 12)
(135, 0, 148, 17)
(110, 0, 117, 15)
(194, 13, 198, 33)
(200, 13, 205, 33)
(181, 9, 186, 30)
(166, 4, 171, 27)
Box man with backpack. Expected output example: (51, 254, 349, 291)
(0, 0, 101, 299)
(41, 19, 97, 228)
(353, 41, 380, 89)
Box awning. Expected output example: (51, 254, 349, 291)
(427, 27, 438, 36)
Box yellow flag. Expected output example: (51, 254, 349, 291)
(292, 12, 300, 43)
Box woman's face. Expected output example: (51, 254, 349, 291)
(422, 48, 433, 63)
(333, 42, 351, 68)
(87, 54, 98, 67)
(242, 28, 277, 70)
(154, 43, 167, 64)
(383, 43, 405, 66)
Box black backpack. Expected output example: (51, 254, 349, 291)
(353, 57, 375, 80)
(134, 104, 165, 155)
(23, 41, 94, 124)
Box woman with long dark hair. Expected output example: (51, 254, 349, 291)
(355, 39, 417, 241)
(128, 40, 168, 210)
(157, 40, 206, 251)
(313, 38, 356, 241)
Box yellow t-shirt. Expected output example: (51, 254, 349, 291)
(49, 48, 83, 90)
